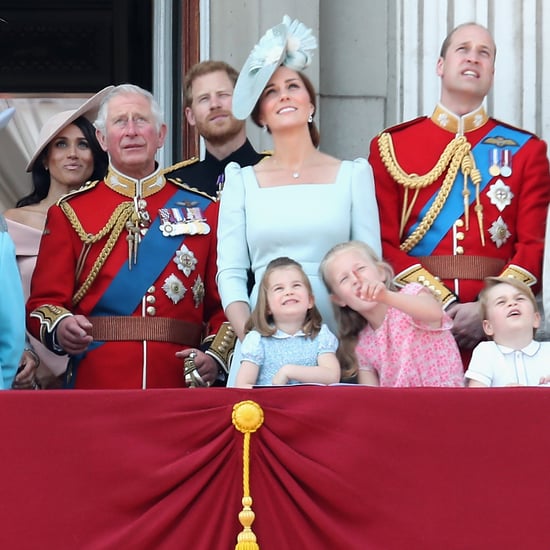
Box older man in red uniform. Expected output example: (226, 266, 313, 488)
(369, 23, 550, 358)
(27, 84, 233, 389)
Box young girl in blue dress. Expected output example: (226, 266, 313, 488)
(234, 257, 340, 388)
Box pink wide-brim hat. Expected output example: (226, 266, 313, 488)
(25, 85, 114, 172)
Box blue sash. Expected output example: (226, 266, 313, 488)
(66, 188, 212, 386)
(407, 125, 531, 256)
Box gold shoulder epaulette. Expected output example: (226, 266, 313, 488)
(56, 180, 100, 205)
(394, 264, 457, 308)
(162, 157, 199, 175)
(499, 264, 537, 287)
(166, 177, 215, 201)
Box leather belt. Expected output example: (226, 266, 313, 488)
(90, 316, 202, 347)
(417, 255, 506, 280)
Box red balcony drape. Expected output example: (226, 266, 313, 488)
(2, 386, 549, 550)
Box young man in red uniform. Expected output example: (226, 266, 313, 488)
(27, 85, 233, 389)
(369, 23, 550, 360)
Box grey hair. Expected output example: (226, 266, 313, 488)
(94, 84, 165, 133)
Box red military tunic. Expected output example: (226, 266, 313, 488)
(27, 165, 231, 389)
(369, 104, 550, 306)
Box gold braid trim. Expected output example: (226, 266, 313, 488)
(377, 133, 481, 252)
(60, 201, 136, 306)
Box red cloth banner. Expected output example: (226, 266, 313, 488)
(2, 386, 549, 549)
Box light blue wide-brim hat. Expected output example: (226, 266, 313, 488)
(232, 15, 318, 121)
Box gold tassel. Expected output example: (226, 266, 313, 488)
(469, 164, 485, 246)
(232, 400, 264, 550)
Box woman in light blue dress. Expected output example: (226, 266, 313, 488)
(216, 17, 381, 385)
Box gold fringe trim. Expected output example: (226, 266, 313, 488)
(60, 201, 136, 306)
(377, 132, 483, 252)
(232, 400, 264, 550)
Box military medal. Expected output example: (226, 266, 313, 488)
(173, 244, 197, 277)
(162, 273, 187, 304)
(488, 148, 500, 177)
(500, 149, 512, 177)
(192, 276, 205, 308)
(488, 216, 511, 248)
(487, 179, 514, 212)
(216, 173, 225, 198)
(159, 204, 211, 236)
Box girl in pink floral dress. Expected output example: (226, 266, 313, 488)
(320, 241, 463, 386)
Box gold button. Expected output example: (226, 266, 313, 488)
(456, 246, 464, 255)
(456, 232, 464, 241)
(146, 295, 156, 304)
(146, 306, 156, 316)
(147, 286, 156, 294)
(455, 219, 464, 228)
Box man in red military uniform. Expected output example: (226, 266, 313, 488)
(27, 84, 233, 389)
(369, 23, 550, 358)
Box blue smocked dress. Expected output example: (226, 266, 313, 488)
(241, 324, 338, 385)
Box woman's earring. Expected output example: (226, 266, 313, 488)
(308, 113, 313, 123)
(262, 124, 268, 133)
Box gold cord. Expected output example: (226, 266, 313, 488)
(377, 132, 484, 252)
(61, 201, 136, 305)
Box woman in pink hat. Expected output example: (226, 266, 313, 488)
(3, 87, 111, 389)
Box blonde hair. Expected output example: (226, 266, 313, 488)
(246, 257, 323, 338)
(319, 241, 395, 378)
(479, 276, 538, 320)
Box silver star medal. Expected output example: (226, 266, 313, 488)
(489, 216, 511, 248)
(487, 179, 514, 212)
(162, 273, 187, 304)
(173, 244, 198, 277)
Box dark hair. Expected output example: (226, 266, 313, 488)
(246, 256, 323, 339)
(439, 22, 497, 60)
(17, 116, 108, 208)
(184, 60, 239, 109)
(251, 70, 320, 148)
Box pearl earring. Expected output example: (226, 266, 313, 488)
(308, 114, 313, 123)
(262, 124, 268, 133)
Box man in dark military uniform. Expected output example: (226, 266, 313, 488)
(164, 60, 267, 198)
(369, 23, 550, 362)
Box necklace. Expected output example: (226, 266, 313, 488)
(292, 171, 300, 179)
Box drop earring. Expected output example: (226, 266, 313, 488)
(308, 114, 313, 123)
(262, 124, 268, 133)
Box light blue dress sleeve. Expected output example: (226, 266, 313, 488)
(351, 158, 382, 259)
(216, 162, 252, 310)
(240, 330, 264, 367)
(0, 217, 25, 389)
(317, 324, 339, 355)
